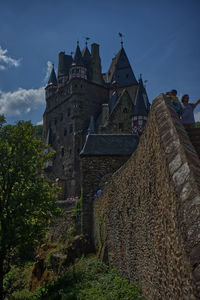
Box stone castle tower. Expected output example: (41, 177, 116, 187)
(43, 41, 150, 198)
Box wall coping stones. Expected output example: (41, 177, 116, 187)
(154, 94, 200, 291)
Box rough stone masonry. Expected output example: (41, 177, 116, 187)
(91, 94, 200, 299)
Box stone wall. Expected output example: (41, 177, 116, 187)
(93, 94, 200, 299)
(81, 155, 130, 238)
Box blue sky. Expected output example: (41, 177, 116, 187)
(0, 0, 200, 124)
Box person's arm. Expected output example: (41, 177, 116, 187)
(193, 99, 200, 109)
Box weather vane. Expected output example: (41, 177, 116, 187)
(85, 37, 90, 46)
(118, 32, 124, 48)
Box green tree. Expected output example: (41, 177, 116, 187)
(0, 117, 60, 300)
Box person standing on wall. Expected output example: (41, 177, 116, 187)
(169, 89, 182, 118)
(181, 94, 200, 128)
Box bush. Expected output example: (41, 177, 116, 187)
(21, 257, 144, 300)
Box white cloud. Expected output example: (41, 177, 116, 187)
(0, 60, 53, 120)
(0, 87, 45, 117)
(0, 46, 21, 70)
(43, 60, 53, 84)
(0, 65, 6, 70)
(37, 120, 43, 125)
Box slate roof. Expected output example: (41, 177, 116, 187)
(48, 66, 57, 85)
(105, 47, 138, 87)
(133, 78, 150, 116)
(82, 46, 91, 65)
(74, 43, 84, 66)
(80, 134, 139, 156)
(108, 91, 119, 113)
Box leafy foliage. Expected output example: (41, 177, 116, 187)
(0, 117, 61, 298)
(13, 257, 144, 300)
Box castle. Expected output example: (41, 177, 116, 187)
(43, 40, 150, 198)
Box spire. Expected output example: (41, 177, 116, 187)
(85, 37, 90, 47)
(48, 64, 57, 85)
(118, 32, 124, 48)
(81, 45, 91, 65)
(74, 41, 83, 65)
(88, 116, 95, 134)
(133, 77, 150, 116)
(106, 47, 138, 86)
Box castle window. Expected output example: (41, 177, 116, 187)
(123, 108, 128, 113)
(69, 149, 72, 156)
(61, 147, 64, 157)
(70, 124, 73, 133)
(64, 128, 67, 136)
(119, 123, 124, 130)
(74, 84, 77, 88)
(68, 108, 71, 116)
(76, 68, 79, 73)
(138, 120, 143, 125)
(77, 148, 80, 154)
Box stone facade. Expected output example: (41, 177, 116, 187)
(43, 42, 150, 198)
(43, 78, 108, 196)
(91, 94, 200, 299)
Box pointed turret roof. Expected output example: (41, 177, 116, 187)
(74, 41, 84, 66)
(48, 65, 57, 85)
(133, 78, 150, 116)
(82, 46, 91, 62)
(105, 47, 138, 87)
(108, 91, 118, 113)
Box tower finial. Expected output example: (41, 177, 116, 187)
(77, 40, 79, 46)
(118, 32, 124, 48)
(85, 37, 90, 46)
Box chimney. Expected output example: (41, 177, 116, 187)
(90, 43, 103, 85)
(58, 52, 65, 76)
(91, 43, 100, 58)
(101, 104, 109, 126)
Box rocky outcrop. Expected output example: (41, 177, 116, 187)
(30, 235, 94, 291)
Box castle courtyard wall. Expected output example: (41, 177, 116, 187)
(81, 155, 130, 238)
(92, 94, 200, 299)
